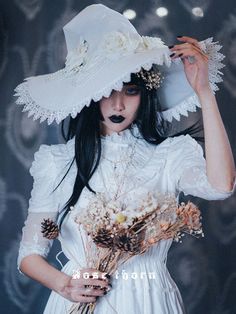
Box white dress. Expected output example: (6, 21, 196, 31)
(17, 126, 235, 314)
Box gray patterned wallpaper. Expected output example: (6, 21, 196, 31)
(0, 0, 236, 313)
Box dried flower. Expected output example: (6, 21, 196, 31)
(115, 213, 127, 223)
(70, 192, 204, 314)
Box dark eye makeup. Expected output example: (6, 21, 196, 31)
(124, 85, 141, 96)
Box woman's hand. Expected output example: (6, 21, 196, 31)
(169, 36, 210, 95)
(61, 268, 111, 303)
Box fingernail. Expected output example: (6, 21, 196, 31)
(168, 45, 174, 49)
(177, 35, 183, 38)
(170, 53, 175, 57)
(105, 284, 112, 291)
(178, 53, 183, 57)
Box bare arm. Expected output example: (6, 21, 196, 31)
(20, 255, 110, 303)
(20, 255, 71, 296)
(197, 88, 235, 192)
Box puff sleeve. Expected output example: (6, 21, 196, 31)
(167, 134, 236, 200)
(17, 144, 61, 273)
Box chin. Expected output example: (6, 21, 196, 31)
(114, 122, 132, 130)
(104, 122, 131, 134)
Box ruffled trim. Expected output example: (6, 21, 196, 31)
(161, 93, 201, 122)
(14, 52, 170, 125)
(100, 124, 142, 144)
(159, 37, 225, 123)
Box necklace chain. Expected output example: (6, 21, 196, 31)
(100, 139, 138, 200)
(101, 154, 133, 169)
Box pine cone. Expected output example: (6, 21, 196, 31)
(41, 218, 59, 239)
(114, 230, 141, 253)
(131, 220, 145, 233)
(93, 228, 114, 248)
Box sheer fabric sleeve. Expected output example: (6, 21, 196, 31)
(17, 144, 61, 273)
(168, 134, 236, 200)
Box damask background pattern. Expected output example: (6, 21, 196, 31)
(0, 0, 236, 313)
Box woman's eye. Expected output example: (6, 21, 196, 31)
(125, 87, 141, 95)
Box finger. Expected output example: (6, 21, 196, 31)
(69, 276, 109, 288)
(81, 268, 109, 281)
(170, 44, 208, 61)
(176, 36, 199, 46)
(68, 288, 97, 303)
(175, 52, 208, 63)
(67, 284, 107, 296)
(172, 52, 207, 65)
(176, 36, 205, 52)
(83, 287, 108, 297)
(170, 43, 207, 57)
(79, 278, 109, 288)
(171, 48, 208, 62)
(78, 295, 97, 303)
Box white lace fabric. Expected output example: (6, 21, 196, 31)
(17, 127, 235, 275)
(17, 212, 56, 273)
(14, 38, 224, 125)
(167, 134, 236, 199)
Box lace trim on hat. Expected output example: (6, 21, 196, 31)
(14, 53, 170, 125)
(160, 37, 225, 122)
(14, 37, 224, 125)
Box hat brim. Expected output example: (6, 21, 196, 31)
(14, 47, 170, 124)
(14, 38, 224, 125)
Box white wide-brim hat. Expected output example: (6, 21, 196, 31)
(14, 4, 225, 125)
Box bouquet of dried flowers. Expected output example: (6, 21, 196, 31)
(68, 192, 203, 314)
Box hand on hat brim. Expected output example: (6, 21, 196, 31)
(169, 36, 209, 61)
(169, 36, 210, 95)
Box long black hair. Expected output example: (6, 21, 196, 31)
(56, 69, 203, 229)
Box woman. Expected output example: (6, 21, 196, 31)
(15, 4, 235, 314)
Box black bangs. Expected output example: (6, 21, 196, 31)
(124, 72, 145, 88)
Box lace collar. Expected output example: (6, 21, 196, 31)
(100, 124, 142, 146)
(65, 125, 143, 159)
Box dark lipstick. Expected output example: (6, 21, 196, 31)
(109, 115, 125, 123)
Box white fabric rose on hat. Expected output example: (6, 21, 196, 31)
(141, 36, 165, 50)
(102, 31, 141, 60)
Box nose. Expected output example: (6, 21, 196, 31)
(112, 91, 125, 112)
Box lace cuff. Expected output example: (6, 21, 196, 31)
(178, 166, 236, 200)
